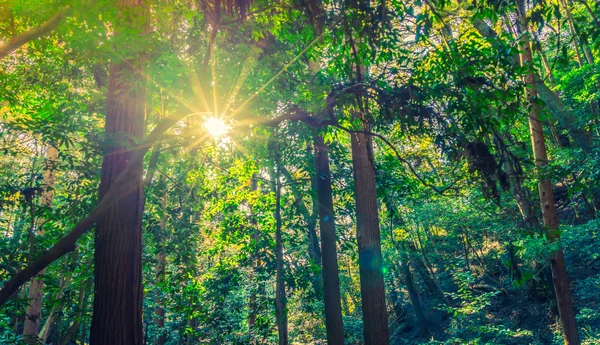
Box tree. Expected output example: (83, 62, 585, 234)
(314, 135, 345, 345)
(89, 0, 148, 343)
(516, 0, 581, 343)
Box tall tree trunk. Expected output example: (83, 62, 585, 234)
(560, 0, 584, 67)
(350, 126, 390, 345)
(23, 145, 58, 344)
(155, 194, 167, 345)
(516, 1, 581, 343)
(248, 176, 259, 335)
(472, 18, 593, 151)
(271, 155, 288, 345)
(314, 135, 345, 345)
(89, 0, 147, 343)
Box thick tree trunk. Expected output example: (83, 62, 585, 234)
(23, 145, 58, 344)
(516, 2, 581, 343)
(314, 135, 345, 345)
(350, 128, 390, 345)
(89, 0, 147, 343)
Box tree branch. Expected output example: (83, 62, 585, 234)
(0, 7, 70, 60)
(0, 111, 188, 307)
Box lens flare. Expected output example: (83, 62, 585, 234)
(204, 117, 230, 138)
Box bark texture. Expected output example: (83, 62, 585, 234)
(89, 0, 147, 343)
(516, 2, 580, 344)
(350, 129, 390, 345)
(271, 158, 288, 345)
(315, 135, 345, 345)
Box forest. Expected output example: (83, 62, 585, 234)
(0, 0, 599, 344)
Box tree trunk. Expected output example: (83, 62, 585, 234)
(60, 279, 91, 345)
(154, 251, 166, 345)
(154, 192, 167, 345)
(388, 268, 406, 323)
(516, 1, 581, 343)
(314, 135, 345, 345)
(23, 145, 58, 344)
(271, 157, 288, 345)
(38, 256, 75, 343)
(89, 0, 147, 343)
(472, 18, 593, 151)
(279, 165, 321, 266)
(560, 0, 584, 67)
(350, 128, 390, 345)
(248, 176, 259, 336)
(402, 258, 428, 336)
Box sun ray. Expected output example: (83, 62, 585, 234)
(221, 47, 262, 117)
(224, 31, 324, 121)
(211, 59, 219, 119)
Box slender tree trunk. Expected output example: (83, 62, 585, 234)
(280, 166, 321, 266)
(38, 256, 76, 343)
(90, 0, 147, 343)
(388, 268, 406, 323)
(314, 135, 345, 345)
(472, 18, 593, 151)
(59, 279, 91, 345)
(271, 156, 288, 345)
(402, 258, 428, 336)
(350, 127, 390, 345)
(516, 1, 581, 343)
(154, 193, 167, 345)
(248, 176, 259, 336)
(560, 0, 584, 67)
(23, 145, 58, 344)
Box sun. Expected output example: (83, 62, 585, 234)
(204, 117, 230, 138)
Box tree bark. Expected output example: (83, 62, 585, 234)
(314, 135, 345, 345)
(516, 1, 581, 343)
(350, 127, 390, 345)
(248, 176, 260, 336)
(89, 0, 147, 343)
(271, 156, 288, 345)
(22, 145, 58, 344)
(154, 193, 167, 345)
